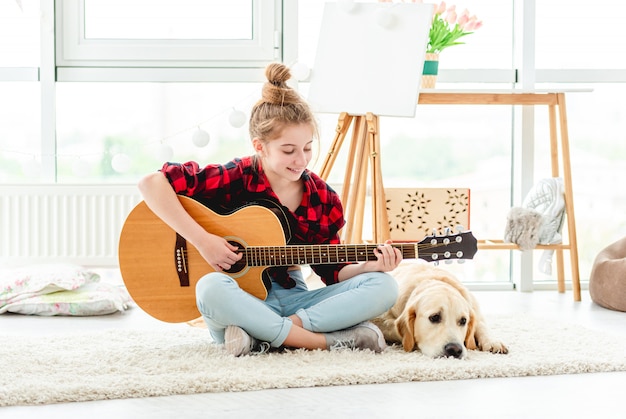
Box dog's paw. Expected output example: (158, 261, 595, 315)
(480, 340, 509, 354)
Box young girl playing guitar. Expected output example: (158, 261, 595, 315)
(138, 63, 402, 356)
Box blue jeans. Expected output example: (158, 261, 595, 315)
(195, 269, 398, 348)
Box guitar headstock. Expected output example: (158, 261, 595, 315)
(417, 229, 478, 263)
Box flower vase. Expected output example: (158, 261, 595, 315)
(421, 53, 439, 89)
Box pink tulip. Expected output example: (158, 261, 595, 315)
(457, 13, 469, 26)
(435, 1, 446, 15)
(445, 10, 457, 24)
(463, 15, 483, 32)
(463, 15, 477, 30)
(459, 8, 470, 25)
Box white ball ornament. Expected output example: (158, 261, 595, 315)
(228, 109, 247, 128)
(111, 153, 132, 174)
(157, 143, 173, 161)
(290, 62, 310, 81)
(192, 128, 210, 147)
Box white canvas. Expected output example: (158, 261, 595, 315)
(308, 2, 433, 117)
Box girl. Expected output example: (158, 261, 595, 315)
(138, 63, 401, 356)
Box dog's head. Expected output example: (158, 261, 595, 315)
(395, 279, 477, 358)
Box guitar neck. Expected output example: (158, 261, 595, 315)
(242, 243, 418, 267)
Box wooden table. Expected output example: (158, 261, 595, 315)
(418, 90, 584, 301)
(319, 89, 586, 301)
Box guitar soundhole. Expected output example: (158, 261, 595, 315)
(224, 241, 247, 274)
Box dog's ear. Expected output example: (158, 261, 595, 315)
(464, 308, 478, 350)
(396, 307, 417, 352)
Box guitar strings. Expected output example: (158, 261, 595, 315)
(179, 242, 465, 268)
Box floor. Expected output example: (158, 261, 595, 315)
(1, 286, 625, 419)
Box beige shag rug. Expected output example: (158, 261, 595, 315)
(2, 315, 626, 407)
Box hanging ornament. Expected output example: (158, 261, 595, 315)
(72, 158, 91, 177)
(376, 8, 396, 29)
(157, 143, 173, 161)
(111, 153, 131, 174)
(228, 109, 247, 128)
(192, 128, 210, 147)
(290, 62, 310, 81)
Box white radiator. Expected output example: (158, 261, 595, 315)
(0, 185, 142, 267)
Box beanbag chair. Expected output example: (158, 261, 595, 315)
(589, 236, 626, 312)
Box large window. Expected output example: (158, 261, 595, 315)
(0, 0, 40, 183)
(0, 0, 39, 67)
(536, 0, 626, 70)
(2, 0, 625, 290)
(56, 0, 282, 73)
(84, 0, 253, 40)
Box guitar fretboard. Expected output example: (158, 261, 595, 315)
(242, 243, 462, 266)
(241, 243, 426, 267)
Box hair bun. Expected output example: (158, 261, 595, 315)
(265, 63, 291, 86)
(261, 63, 300, 105)
(248, 62, 318, 143)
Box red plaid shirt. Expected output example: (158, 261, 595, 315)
(160, 156, 350, 288)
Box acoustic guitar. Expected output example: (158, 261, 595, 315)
(118, 195, 477, 323)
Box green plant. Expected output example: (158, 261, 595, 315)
(427, 1, 482, 53)
(379, 1, 483, 54)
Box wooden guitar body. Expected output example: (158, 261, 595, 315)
(118, 196, 286, 323)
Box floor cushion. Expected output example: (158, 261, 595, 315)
(589, 236, 626, 312)
(0, 264, 131, 316)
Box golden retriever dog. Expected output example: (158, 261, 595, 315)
(372, 262, 508, 358)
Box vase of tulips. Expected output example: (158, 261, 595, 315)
(421, 1, 482, 88)
(377, 1, 483, 88)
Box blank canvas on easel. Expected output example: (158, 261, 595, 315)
(308, 2, 433, 118)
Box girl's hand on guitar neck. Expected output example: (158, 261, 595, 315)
(196, 233, 243, 272)
(337, 240, 402, 282)
(366, 240, 403, 273)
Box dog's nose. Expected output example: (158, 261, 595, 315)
(444, 343, 464, 358)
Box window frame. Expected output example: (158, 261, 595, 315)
(55, 0, 287, 82)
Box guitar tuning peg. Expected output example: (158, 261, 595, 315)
(457, 259, 465, 264)
(432, 228, 438, 236)
(456, 225, 466, 232)
(444, 259, 453, 264)
(444, 227, 451, 236)
(433, 260, 439, 266)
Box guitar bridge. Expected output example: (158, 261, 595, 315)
(175, 233, 190, 287)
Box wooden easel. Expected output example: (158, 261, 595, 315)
(319, 112, 390, 244)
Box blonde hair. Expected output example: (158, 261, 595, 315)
(249, 63, 319, 143)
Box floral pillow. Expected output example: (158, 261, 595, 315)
(0, 264, 100, 308)
(0, 282, 132, 316)
(0, 264, 132, 316)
